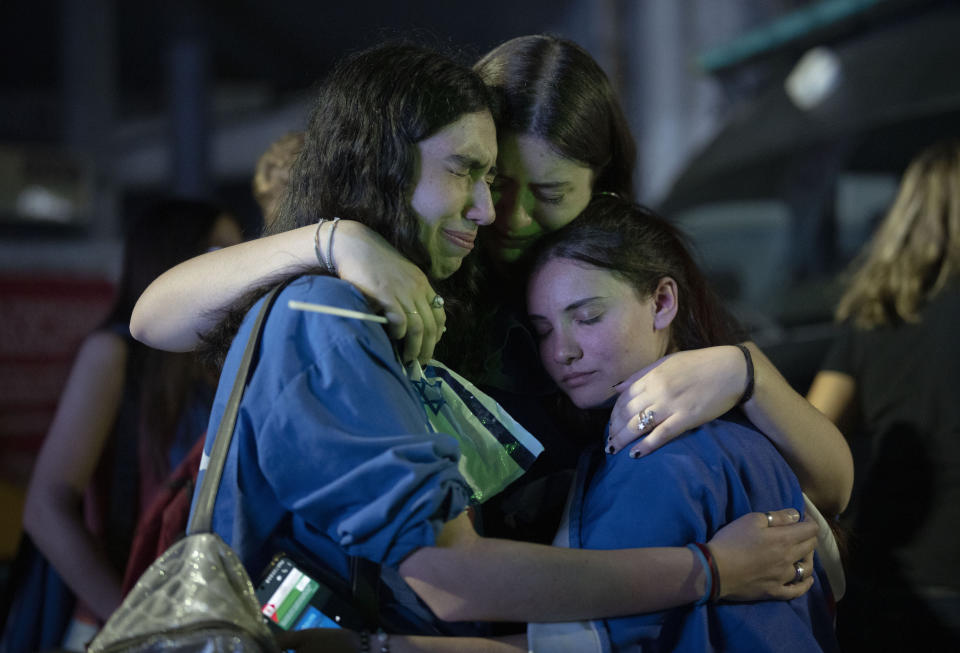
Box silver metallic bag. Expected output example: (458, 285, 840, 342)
(87, 534, 274, 652)
(88, 287, 284, 653)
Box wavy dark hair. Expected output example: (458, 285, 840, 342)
(270, 42, 493, 265)
(525, 196, 741, 354)
(204, 42, 495, 368)
(475, 34, 636, 199)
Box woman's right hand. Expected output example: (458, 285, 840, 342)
(333, 221, 446, 363)
(706, 509, 818, 601)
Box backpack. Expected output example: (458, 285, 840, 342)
(120, 434, 206, 596)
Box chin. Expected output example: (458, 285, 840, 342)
(569, 388, 616, 410)
(432, 258, 463, 280)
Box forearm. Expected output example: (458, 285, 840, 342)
(23, 487, 122, 620)
(401, 516, 702, 623)
(130, 225, 317, 351)
(278, 629, 526, 652)
(742, 343, 853, 515)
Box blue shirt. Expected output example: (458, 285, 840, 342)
(193, 275, 473, 634)
(570, 415, 839, 652)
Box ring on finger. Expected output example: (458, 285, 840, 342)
(764, 511, 774, 527)
(636, 408, 656, 434)
(791, 561, 805, 584)
(430, 294, 445, 309)
(405, 310, 419, 316)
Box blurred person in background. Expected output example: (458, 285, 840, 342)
(808, 139, 960, 649)
(20, 199, 242, 650)
(252, 131, 305, 231)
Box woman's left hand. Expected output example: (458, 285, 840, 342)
(606, 346, 746, 457)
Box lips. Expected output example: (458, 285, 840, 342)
(560, 371, 596, 388)
(442, 229, 477, 251)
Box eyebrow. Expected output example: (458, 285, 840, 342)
(529, 180, 573, 191)
(448, 154, 495, 174)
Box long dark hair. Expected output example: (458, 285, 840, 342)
(526, 196, 741, 353)
(205, 42, 495, 368)
(475, 35, 636, 199)
(106, 198, 236, 478)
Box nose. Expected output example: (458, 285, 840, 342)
(466, 179, 496, 226)
(499, 191, 533, 232)
(551, 327, 582, 365)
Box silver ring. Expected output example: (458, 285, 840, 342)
(764, 511, 774, 527)
(791, 561, 805, 584)
(430, 294, 445, 309)
(636, 408, 656, 434)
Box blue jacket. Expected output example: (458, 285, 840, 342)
(192, 275, 474, 634)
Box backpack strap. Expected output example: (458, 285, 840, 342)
(188, 284, 284, 535)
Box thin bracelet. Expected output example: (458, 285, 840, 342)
(326, 216, 341, 276)
(735, 344, 755, 405)
(694, 542, 722, 602)
(376, 628, 390, 653)
(313, 217, 334, 274)
(686, 543, 712, 606)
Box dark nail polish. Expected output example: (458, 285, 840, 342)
(607, 445, 615, 454)
(630, 450, 642, 459)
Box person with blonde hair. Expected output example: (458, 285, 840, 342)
(808, 138, 960, 648)
(252, 131, 304, 229)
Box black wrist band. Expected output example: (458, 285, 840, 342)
(735, 344, 755, 405)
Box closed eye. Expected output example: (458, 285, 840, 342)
(535, 192, 565, 205)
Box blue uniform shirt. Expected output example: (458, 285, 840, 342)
(570, 416, 839, 652)
(192, 275, 473, 634)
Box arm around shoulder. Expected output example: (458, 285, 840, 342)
(741, 343, 854, 516)
(130, 225, 318, 351)
(399, 508, 817, 624)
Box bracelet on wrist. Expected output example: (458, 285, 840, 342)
(375, 628, 390, 653)
(326, 216, 341, 275)
(314, 217, 333, 273)
(688, 542, 721, 604)
(735, 344, 755, 405)
(313, 216, 341, 275)
(358, 628, 389, 653)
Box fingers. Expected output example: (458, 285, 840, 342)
(399, 308, 424, 363)
(397, 295, 447, 364)
(625, 414, 682, 458)
(763, 508, 802, 527)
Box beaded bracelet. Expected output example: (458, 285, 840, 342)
(735, 344, 755, 405)
(358, 629, 390, 652)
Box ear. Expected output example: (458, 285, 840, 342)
(652, 277, 679, 331)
